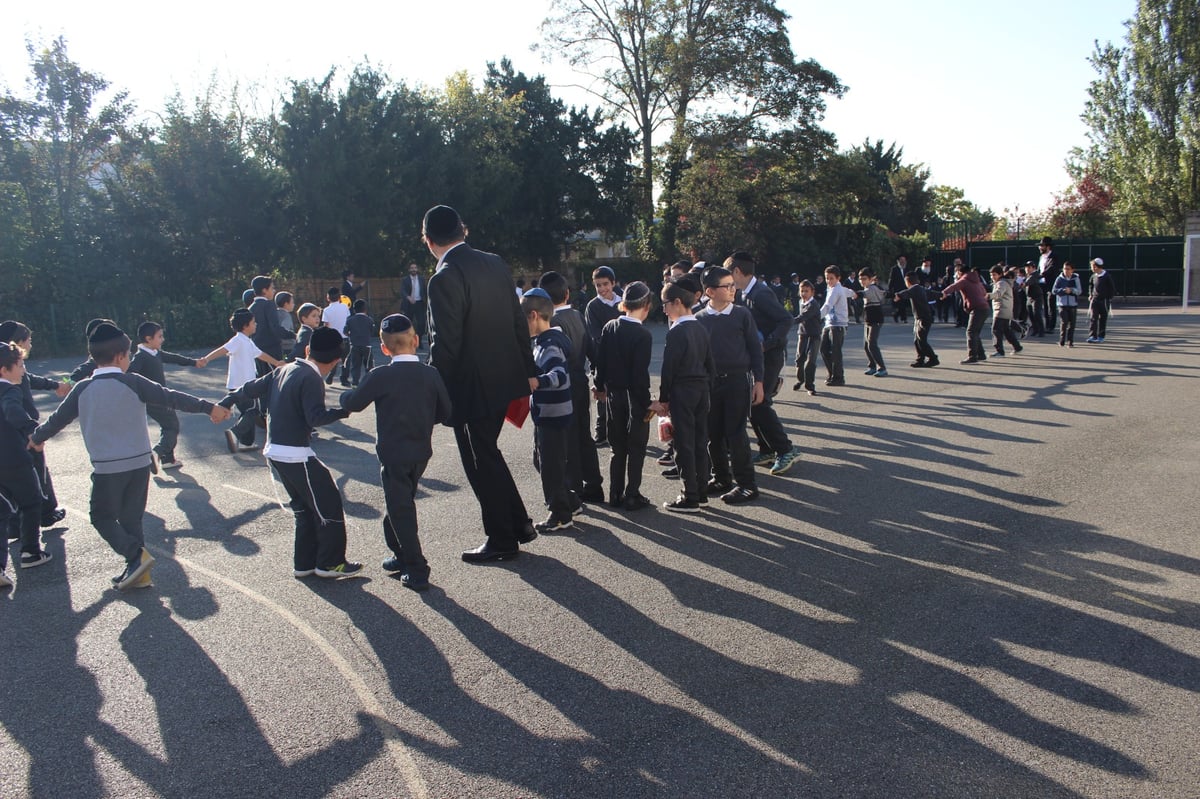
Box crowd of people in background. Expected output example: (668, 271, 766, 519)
(1, 213, 1120, 593)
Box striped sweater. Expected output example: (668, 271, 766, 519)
(531, 328, 572, 428)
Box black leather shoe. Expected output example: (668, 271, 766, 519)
(517, 522, 538, 545)
(579, 485, 605, 503)
(622, 494, 652, 511)
(461, 543, 520, 563)
(401, 572, 431, 591)
(706, 479, 733, 496)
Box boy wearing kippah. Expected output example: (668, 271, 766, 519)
(341, 314, 451, 590)
(1, 340, 51, 581)
(219, 327, 363, 579)
(32, 324, 230, 590)
(202, 309, 283, 453)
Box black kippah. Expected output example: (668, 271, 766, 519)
(308, 327, 343, 362)
(622, 281, 650, 303)
(88, 322, 125, 344)
(380, 313, 412, 334)
(423, 205, 461, 240)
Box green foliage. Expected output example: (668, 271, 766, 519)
(1075, 0, 1199, 234)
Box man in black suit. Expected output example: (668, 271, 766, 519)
(1037, 236, 1062, 329)
(423, 205, 540, 562)
(400, 263, 428, 338)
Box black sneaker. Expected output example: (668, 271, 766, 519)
(401, 572, 431, 592)
(517, 522, 539, 544)
(656, 453, 675, 466)
(927, 358, 940, 367)
(315, 562, 365, 578)
(381, 557, 403, 573)
(579, 485, 605, 503)
(20, 550, 52, 569)
(534, 515, 574, 534)
(622, 494, 652, 511)
(40, 508, 67, 528)
(706, 478, 733, 496)
(721, 486, 759, 504)
(116, 548, 155, 589)
(663, 496, 701, 513)
(661, 465, 681, 478)
(910, 360, 928, 368)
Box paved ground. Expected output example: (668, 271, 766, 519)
(2, 307, 1199, 799)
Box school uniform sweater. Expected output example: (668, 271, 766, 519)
(291, 325, 315, 360)
(1, 381, 37, 467)
(219, 360, 348, 447)
(894, 285, 933, 322)
(795, 297, 822, 337)
(658, 317, 714, 403)
(740, 278, 793, 352)
(70, 359, 97, 383)
(339, 357, 452, 464)
(249, 296, 289, 359)
(552, 306, 593, 383)
(531, 328, 572, 428)
(33, 370, 215, 474)
(695, 304, 764, 381)
(584, 295, 622, 344)
(343, 313, 374, 348)
(15, 373, 61, 420)
(129, 347, 196, 388)
(595, 317, 652, 409)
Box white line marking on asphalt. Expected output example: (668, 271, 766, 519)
(221, 484, 279, 504)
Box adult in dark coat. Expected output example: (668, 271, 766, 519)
(1036, 236, 1062, 329)
(399, 263, 428, 338)
(423, 205, 539, 562)
(888, 256, 909, 322)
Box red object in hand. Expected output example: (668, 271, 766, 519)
(658, 416, 674, 443)
(505, 396, 530, 428)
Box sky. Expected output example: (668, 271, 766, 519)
(1, 0, 1137, 220)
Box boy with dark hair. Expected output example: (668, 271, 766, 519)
(128, 321, 209, 470)
(69, 318, 118, 383)
(986, 266, 1024, 357)
(893, 272, 940, 367)
(539, 271, 605, 503)
(33, 323, 229, 590)
(940, 263, 990, 363)
(521, 288, 579, 533)
(343, 299, 375, 387)
(292, 303, 322, 360)
(341, 314, 451, 591)
(594, 282, 655, 511)
(651, 278, 715, 513)
(275, 291, 297, 357)
(858, 268, 888, 377)
(820, 265, 854, 385)
(1, 340, 52, 580)
(248, 275, 291, 367)
(586, 265, 623, 446)
(726, 251, 798, 475)
(792, 280, 822, 394)
(202, 309, 283, 452)
(1053, 261, 1083, 347)
(696, 266, 763, 504)
(219, 326, 363, 579)
(0, 320, 69, 531)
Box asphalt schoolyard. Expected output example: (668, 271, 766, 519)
(2, 306, 1198, 798)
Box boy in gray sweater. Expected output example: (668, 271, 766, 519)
(33, 323, 230, 590)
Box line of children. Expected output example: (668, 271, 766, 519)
(128, 321, 209, 470)
(340, 314, 450, 591)
(32, 323, 230, 590)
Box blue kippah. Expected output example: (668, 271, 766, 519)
(523, 287, 552, 300)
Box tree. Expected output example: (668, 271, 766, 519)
(541, 0, 843, 254)
(1075, 0, 1200, 234)
(1047, 174, 1116, 238)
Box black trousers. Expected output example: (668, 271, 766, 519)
(1089, 301, 1109, 338)
(913, 319, 937, 361)
(0, 465, 45, 562)
(90, 466, 152, 563)
(270, 457, 347, 571)
(146, 405, 181, 461)
(381, 460, 428, 575)
(1027, 300, 1046, 336)
(230, 397, 260, 446)
(535, 424, 573, 521)
(453, 411, 530, 549)
(669, 380, 711, 502)
(607, 390, 649, 503)
(966, 310, 988, 360)
(863, 323, 886, 370)
(708, 374, 755, 489)
(820, 327, 846, 382)
(795, 334, 818, 391)
(750, 346, 791, 456)
(31, 448, 58, 520)
(566, 381, 603, 494)
(1059, 306, 1078, 344)
(992, 317, 1022, 353)
(348, 345, 372, 385)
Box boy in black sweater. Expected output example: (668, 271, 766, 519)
(291, 303, 322, 361)
(696, 267, 763, 504)
(219, 327, 362, 579)
(341, 314, 451, 591)
(585, 266, 623, 445)
(651, 276, 715, 513)
(343, 299, 375, 387)
(594, 281, 654, 511)
(32, 324, 229, 590)
(893, 272, 940, 368)
(792, 280, 822, 395)
(1, 341, 50, 582)
(0, 320, 70, 532)
(540, 271, 605, 504)
(128, 321, 209, 470)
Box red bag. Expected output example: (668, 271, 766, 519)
(505, 396, 530, 428)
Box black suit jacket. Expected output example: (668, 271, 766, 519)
(400, 274, 426, 310)
(427, 242, 537, 424)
